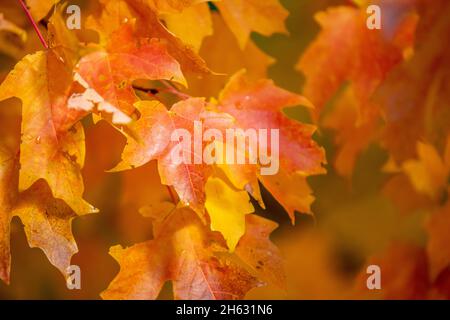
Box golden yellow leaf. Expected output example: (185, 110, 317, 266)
(163, 2, 213, 52)
(0, 51, 96, 216)
(216, 0, 289, 49)
(402, 141, 449, 200)
(205, 177, 254, 251)
(26, 0, 60, 21)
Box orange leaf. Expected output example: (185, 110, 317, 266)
(102, 208, 260, 300)
(75, 23, 185, 122)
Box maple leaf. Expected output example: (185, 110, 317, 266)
(186, 12, 274, 98)
(113, 98, 233, 217)
(375, 0, 450, 162)
(0, 156, 78, 285)
(74, 23, 186, 123)
(162, 2, 213, 53)
(218, 70, 324, 175)
(205, 177, 254, 252)
(216, 0, 289, 49)
(87, 0, 211, 74)
(259, 170, 315, 222)
(26, 0, 61, 21)
(101, 208, 261, 300)
(0, 106, 78, 284)
(402, 138, 450, 201)
(217, 70, 325, 221)
(13, 181, 78, 280)
(0, 50, 95, 216)
(297, 4, 416, 175)
(212, 139, 264, 208)
(234, 214, 285, 289)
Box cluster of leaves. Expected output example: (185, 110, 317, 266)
(297, 0, 450, 299)
(1, 0, 449, 300)
(0, 0, 326, 299)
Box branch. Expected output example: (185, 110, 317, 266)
(18, 0, 49, 49)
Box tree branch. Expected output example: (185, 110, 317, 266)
(18, 0, 49, 49)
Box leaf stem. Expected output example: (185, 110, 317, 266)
(18, 0, 49, 49)
(160, 80, 191, 100)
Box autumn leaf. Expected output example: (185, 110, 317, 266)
(0, 50, 95, 216)
(217, 70, 325, 221)
(219, 70, 324, 175)
(402, 139, 450, 201)
(113, 98, 233, 217)
(0, 105, 78, 284)
(212, 139, 264, 208)
(13, 181, 78, 280)
(321, 86, 381, 177)
(186, 12, 274, 98)
(375, 0, 450, 162)
(74, 23, 185, 123)
(297, 4, 416, 174)
(162, 2, 213, 53)
(26, 0, 61, 21)
(259, 170, 315, 222)
(102, 208, 260, 300)
(6, 0, 449, 301)
(216, 0, 289, 49)
(205, 177, 254, 252)
(87, 0, 211, 74)
(234, 214, 285, 289)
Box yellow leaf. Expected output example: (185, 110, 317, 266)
(0, 51, 96, 216)
(27, 0, 61, 21)
(163, 2, 213, 52)
(205, 177, 254, 251)
(402, 141, 449, 200)
(216, 0, 289, 49)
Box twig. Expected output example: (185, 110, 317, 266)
(18, 0, 48, 49)
(160, 80, 191, 100)
(133, 85, 166, 105)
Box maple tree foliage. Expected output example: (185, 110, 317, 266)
(0, 0, 323, 298)
(0, 0, 449, 300)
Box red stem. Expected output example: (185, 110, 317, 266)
(18, 0, 49, 49)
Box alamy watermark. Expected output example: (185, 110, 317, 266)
(366, 265, 382, 290)
(169, 121, 280, 176)
(66, 265, 81, 290)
